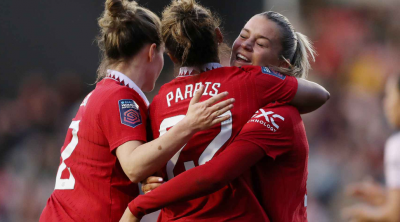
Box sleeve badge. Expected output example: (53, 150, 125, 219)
(118, 99, 142, 128)
(261, 67, 286, 80)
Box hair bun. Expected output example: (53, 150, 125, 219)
(175, 0, 196, 20)
(106, 0, 137, 18)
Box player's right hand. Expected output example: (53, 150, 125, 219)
(141, 176, 164, 194)
(184, 85, 234, 132)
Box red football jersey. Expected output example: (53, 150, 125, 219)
(149, 65, 297, 221)
(237, 104, 309, 221)
(40, 70, 149, 222)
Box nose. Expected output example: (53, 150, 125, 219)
(241, 39, 253, 52)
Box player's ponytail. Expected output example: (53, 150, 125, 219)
(96, 0, 162, 82)
(260, 11, 316, 79)
(162, 0, 228, 68)
(291, 32, 316, 78)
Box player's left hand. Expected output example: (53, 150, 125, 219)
(141, 176, 164, 194)
(120, 207, 140, 222)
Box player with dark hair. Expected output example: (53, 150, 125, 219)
(39, 0, 234, 221)
(121, 0, 328, 221)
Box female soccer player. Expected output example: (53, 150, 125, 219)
(39, 0, 234, 221)
(342, 75, 400, 222)
(122, 0, 327, 221)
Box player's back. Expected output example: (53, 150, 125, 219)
(41, 75, 147, 222)
(239, 104, 309, 222)
(150, 65, 297, 221)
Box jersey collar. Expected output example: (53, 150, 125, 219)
(105, 69, 150, 107)
(178, 63, 223, 77)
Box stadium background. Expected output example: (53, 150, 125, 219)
(0, 0, 399, 221)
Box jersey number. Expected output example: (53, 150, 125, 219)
(54, 92, 92, 190)
(159, 111, 232, 180)
(54, 120, 80, 190)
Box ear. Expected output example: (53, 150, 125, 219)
(279, 56, 291, 69)
(148, 43, 157, 62)
(215, 27, 223, 44)
(167, 52, 180, 64)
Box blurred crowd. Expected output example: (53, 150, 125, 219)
(0, 1, 399, 222)
(302, 3, 400, 221)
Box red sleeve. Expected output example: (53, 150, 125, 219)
(128, 140, 265, 219)
(98, 87, 148, 152)
(242, 66, 298, 107)
(235, 105, 294, 159)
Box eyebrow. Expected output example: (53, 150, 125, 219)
(242, 28, 272, 43)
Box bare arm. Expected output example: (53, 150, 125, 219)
(116, 87, 234, 183)
(290, 78, 330, 114)
(123, 141, 265, 219)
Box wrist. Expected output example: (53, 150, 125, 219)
(128, 201, 144, 220)
(176, 117, 197, 137)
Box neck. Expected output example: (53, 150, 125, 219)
(178, 62, 223, 77)
(111, 59, 146, 90)
(182, 58, 220, 68)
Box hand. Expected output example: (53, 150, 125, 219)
(183, 85, 234, 132)
(120, 207, 140, 222)
(342, 203, 381, 222)
(346, 177, 385, 206)
(141, 176, 164, 194)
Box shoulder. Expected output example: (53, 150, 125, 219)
(244, 105, 296, 135)
(96, 80, 137, 99)
(95, 81, 147, 113)
(240, 66, 288, 80)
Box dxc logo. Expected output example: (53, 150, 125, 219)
(252, 109, 285, 130)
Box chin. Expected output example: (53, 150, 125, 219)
(233, 60, 252, 67)
(231, 60, 240, 67)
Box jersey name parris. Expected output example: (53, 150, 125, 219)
(166, 82, 221, 107)
(150, 65, 298, 221)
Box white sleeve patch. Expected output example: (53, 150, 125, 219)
(385, 133, 400, 188)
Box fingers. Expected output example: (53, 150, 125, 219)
(189, 86, 205, 105)
(143, 176, 163, 184)
(210, 113, 231, 125)
(209, 98, 235, 113)
(211, 104, 233, 119)
(203, 91, 229, 107)
(142, 182, 163, 194)
(141, 176, 163, 193)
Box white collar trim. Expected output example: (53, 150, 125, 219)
(105, 69, 150, 107)
(178, 63, 222, 77)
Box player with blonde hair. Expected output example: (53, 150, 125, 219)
(122, 0, 328, 221)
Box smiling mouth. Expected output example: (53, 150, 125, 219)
(236, 53, 251, 63)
